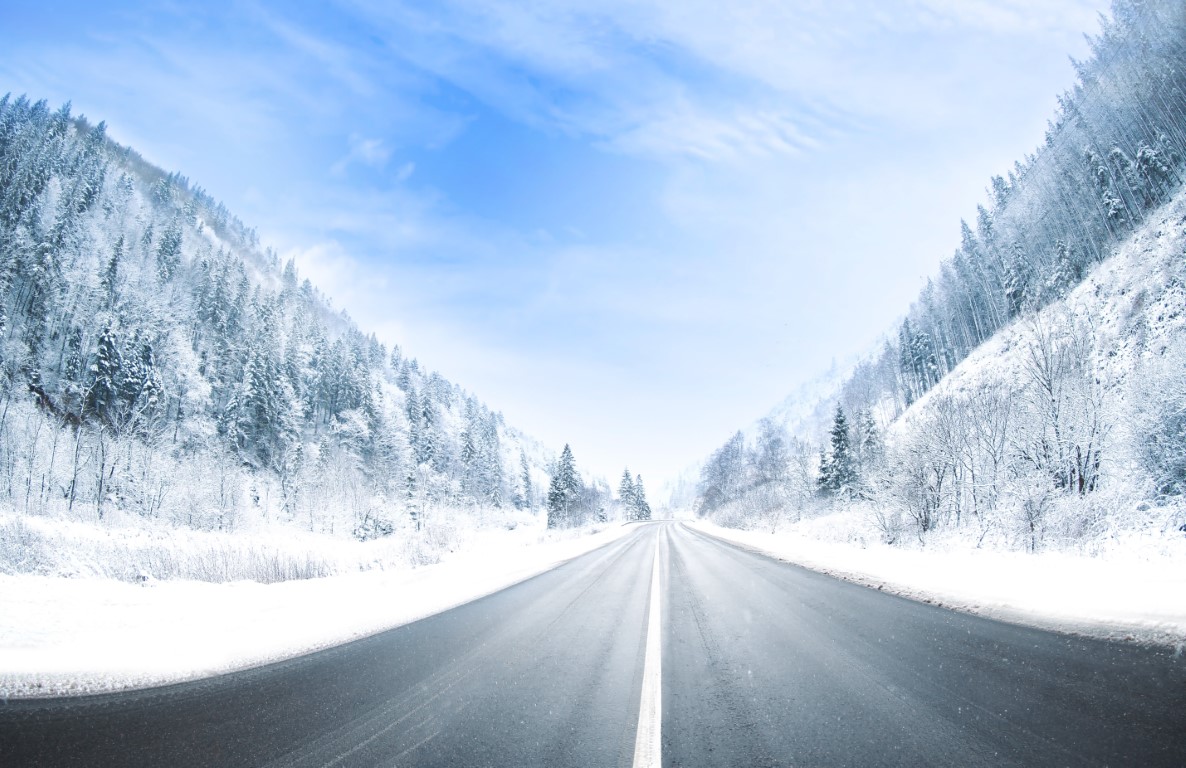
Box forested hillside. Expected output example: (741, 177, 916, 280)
(693, 0, 1186, 552)
(0, 93, 607, 580)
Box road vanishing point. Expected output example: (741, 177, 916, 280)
(2, 522, 1185, 767)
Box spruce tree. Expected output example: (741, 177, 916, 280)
(101, 237, 122, 310)
(156, 218, 183, 282)
(821, 404, 856, 496)
(619, 468, 636, 519)
(856, 409, 882, 472)
(87, 327, 121, 423)
(817, 445, 831, 495)
(547, 444, 581, 528)
(519, 449, 533, 510)
(633, 474, 652, 521)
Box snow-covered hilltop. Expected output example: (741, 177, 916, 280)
(0, 94, 593, 582)
(689, 0, 1186, 557)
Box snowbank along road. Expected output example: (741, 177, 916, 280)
(1, 521, 1184, 766)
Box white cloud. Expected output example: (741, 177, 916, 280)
(251, 7, 380, 98)
(331, 134, 393, 175)
(606, 101, 819, 161)
(394, 161, 415, 182)
(336, 0, 1105, 165)
(903, 0, 1104, 36)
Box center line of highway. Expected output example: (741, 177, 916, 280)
(633, 531, 663, 768)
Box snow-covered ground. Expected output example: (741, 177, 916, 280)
(0, 522, 634, 699)
(688, 519, 1186, 649)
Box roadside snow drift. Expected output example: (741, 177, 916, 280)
(690, 520, 1186, 648)
(0, 523, 634, 698)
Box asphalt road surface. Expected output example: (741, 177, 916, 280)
(2, 522, 1184, 767)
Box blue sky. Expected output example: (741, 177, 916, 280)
(0, 0, 1108, 488)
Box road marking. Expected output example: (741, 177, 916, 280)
(633, 531, 662, 768)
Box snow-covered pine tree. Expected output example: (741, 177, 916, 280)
(619, 468, 636, 520)
(816, 445, 830, 495)
(633, 474, 652, 521)
(820, 405, 856, 496)
(86, 327, 121, 423)
(478, 411, 503, 508)
(517, 448, 533, 510)
(546, 444, 581, 528)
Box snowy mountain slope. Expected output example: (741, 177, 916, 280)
(763, 357, 854, 440)
(906, 192, 1186, 417)
(679, 191, 1186, 644)
(688, 1, 1186, 553)
(695, 183, 1186, 552)
(878, 186, 1186, 548)
(0, 95, 604, 584)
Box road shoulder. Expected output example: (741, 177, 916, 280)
(683, 519, 1186, 648)
(0, 523, 638, 699)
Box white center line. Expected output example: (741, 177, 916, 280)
(633, 530, 663, 768)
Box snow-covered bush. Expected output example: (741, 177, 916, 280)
(1128, 336, 1186, 498)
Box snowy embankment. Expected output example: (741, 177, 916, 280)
(688, 519, 1186, 649)
(0, 522, 634, 699)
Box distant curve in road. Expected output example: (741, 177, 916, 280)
(2, 522, 1184, 767)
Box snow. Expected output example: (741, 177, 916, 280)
(688, 519, 1186, 649)
(903, 190, 1186, 424)
(0, 522, 634, 699)
(682, 186, 1186, 637)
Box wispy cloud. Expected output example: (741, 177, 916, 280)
(394, 161, 415, 182)
(903, 0, 1104, 36)
(606, 102, 820, 161)
(331, 134, 393, 175)
(250, 6, 380, 99)
(338, 0, 839, 163)
(334, 0, 1102, 165)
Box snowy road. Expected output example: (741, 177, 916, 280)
(2, 522, 1185, 766)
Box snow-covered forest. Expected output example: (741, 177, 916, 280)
(0, 93, 619, 582)
(693, 0, 1186, 553)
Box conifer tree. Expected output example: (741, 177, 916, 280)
(156, 218, 183, 282)
(633, 474, 652, 521)
(619, 468, 636, 519)
(87, 327, 121, 423)
(547, 444, 581, 528)
(518, 448, 533, 510)
(819, 405, 856, 496)
(104, 235, 122, 289)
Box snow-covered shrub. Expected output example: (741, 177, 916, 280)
(352, 512, 394, 542)
(865, 499, 907, 545)
(0, 517, 55, 574)
(885, 421, 952, 542)
(1128, 336, 1186, 497)
(1005, 471, 1054, 552)
(702, 499, 752, 531)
